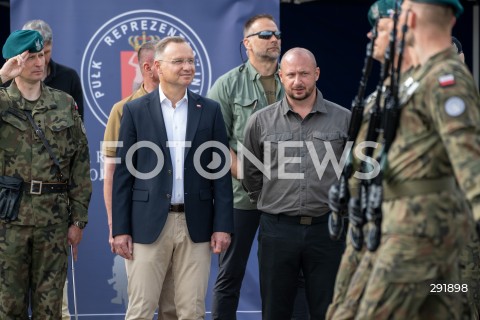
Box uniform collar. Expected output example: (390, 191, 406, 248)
(7, 81, 50, 112)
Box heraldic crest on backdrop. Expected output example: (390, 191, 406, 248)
(81, 9, 212, 127)
(11, 0, 279, 318)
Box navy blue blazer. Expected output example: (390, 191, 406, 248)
(112, 89, 234, 244)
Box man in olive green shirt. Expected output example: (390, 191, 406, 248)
(207, 14, 285, 320)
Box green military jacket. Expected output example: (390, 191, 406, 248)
(0, 81, 91, 226)
(382, 48, 480, 239)
(350, 68, 418, 193)
(208, 60, 284, 209)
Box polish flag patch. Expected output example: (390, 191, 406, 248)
(438, 74, 455, 87)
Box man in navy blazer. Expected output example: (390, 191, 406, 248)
(112, 36, 234, 320)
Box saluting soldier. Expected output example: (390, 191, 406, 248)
(356, 0, 480, 318)
(0, 30, 91, 319)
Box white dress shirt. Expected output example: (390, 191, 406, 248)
(159, 86, 188, 204)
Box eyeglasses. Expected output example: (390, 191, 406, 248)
(158, 58, 195, 66)
(246, 30, 281, 40)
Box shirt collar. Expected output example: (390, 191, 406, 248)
(281, 88, 327, 115)
(245, 60, 280, 81)
(158, 86, 188, 107)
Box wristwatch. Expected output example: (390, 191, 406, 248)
(72, 221, 87, 229)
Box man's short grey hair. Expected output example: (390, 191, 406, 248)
(23, 19, 53, 43)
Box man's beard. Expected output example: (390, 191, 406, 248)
(255, 49, 280, 62)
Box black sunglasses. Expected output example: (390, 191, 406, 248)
(246, 30, 281, 40)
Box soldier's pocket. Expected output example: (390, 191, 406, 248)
(45, 117, 76, 165)
(0, 112, 26, 175)
(0, 140, 20, 176)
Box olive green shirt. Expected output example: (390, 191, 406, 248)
(103, 84, 148, 157)
(208, 60, 284, 209)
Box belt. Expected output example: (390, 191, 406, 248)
(169, 203, 185, 212)
(262, 212, 328, 225)
(24, 180, 69, 195)
(383, 177, 457, 201)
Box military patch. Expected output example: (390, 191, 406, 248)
(400, 80, 419, 106)
(438, 74, 455, 87)
(81, 122, 86, 134)
(444, 97, 465, 117)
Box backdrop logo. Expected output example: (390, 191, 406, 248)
(81, 10, 212, 127)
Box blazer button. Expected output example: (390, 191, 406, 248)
(166, 194, 171, 199)
(168, 170, 172, 174)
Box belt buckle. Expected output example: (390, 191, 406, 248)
(300, 216, 312, 225)
(170, 204, 183, 212)
(30, 180, 43, 195)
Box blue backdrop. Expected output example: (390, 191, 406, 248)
(10, 0, 279, 318)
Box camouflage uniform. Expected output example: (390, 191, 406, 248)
(328, 2, 397, 316)
(326, 90, 378, 319)
(0, 81, 91, 319)
(459, 210, 480, 319)
(356, 48, 480, 319)
(329, 67, 421, 320)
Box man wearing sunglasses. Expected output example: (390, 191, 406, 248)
(208, 14, 308, 320)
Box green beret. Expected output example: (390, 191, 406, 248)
(2, 29, 44, 59)
(410, 0, 463, 18)
(368, 0, 396, 27)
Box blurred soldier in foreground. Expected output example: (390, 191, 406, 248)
(356, 0, 480, 318)
(327, 0, 420, 318)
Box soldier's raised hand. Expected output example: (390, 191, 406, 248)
(0, 51, 29, 82)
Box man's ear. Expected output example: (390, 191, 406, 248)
(242, 38, 250, 51)
(154, 60, 162, 74)
(408, 10, 416, 29)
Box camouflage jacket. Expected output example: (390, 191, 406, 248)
(382, 48, 480, 236)
(349, 70, 413, 196)
(0, 81, 91, 226)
